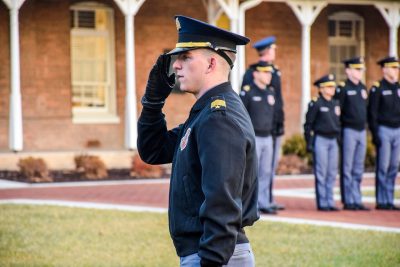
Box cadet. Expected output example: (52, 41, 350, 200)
(335, 57, 370, 211)
(240, 62, 276, 215)
(137, 15, 259, 266)
(304, 74, 341, 211)
(368, 56, 400, 211)
(241, 36, 285, 211)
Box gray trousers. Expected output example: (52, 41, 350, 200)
(376, 126, 400, 206)
(270, 135, 282, 203)
(341, 128, 367, 205)
(180, 243, 255, 267)
(314, 135, 338, 209)
(255, 135, 274, 209)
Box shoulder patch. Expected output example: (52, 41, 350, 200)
(312, 96, 318, 102)
(242, 85, 251, 92)
(373, 81, 380, 88)
(210, 96, 226, 112)
(339, 81, 345, 87)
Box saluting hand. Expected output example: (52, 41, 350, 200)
(142, 54, 176, 108)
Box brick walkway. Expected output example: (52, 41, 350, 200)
(0, 176, 399, 230)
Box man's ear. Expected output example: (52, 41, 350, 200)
(206, 57, 217, 73)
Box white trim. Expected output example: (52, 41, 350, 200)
(2, 0, 26, 9)
(374, 2, 400, 57)
(0, 199, 168, 213)
(1, 199, 399, 233)
(260, 216, 400, 233)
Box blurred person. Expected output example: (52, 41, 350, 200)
(240, 62, 276, 215)
(335, 57, 370, 211)
(137, 15, 259, 266)
(368, 56, 400, 211)
(241, 36, 285, 211)
(304, 74, 341, 211)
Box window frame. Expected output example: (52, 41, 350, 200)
(328, 11, 365, 83)
(70, 2, 119, 124)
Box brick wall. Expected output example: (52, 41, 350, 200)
(0, 1, 10, 148)
(0, 0, 397, 152)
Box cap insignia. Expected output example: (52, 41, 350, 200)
(175, 18, 181, 31)
(243, 85, 251, 92)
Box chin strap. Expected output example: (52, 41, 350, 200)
(215, 49, 234, 69)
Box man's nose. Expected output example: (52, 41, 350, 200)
(172, 59, 181, 71)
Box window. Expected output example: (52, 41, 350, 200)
(70, 3, 119, 123)
(328, 12, 365, 82)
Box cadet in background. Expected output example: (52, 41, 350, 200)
(368, 56, 400, 211)
(335, 57, 370, 211)
(241, 36, 285, 211)
(304, 74, 341, 211)
(240, 62, 277, 215)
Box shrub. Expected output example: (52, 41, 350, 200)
(74, 155, 108, 180)
(131, 154, 165, 178)
(365, 133, 376, 170)
(282, 134, 312, 165)
(277, 154, 311, 175)
(18, 157, 52, 182)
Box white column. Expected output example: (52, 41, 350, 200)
(238, 0, 262, 86)
(213, 0, 242, 93)
(124, 12, 137, 150)
(114, 0, 146, 150)
(375, 3, 400, 57)
(301, 24, 311, 126)
(287, 0, 326, 128)
(5, 0, 25, 152)
(205, 0, 223, 26)
(230, 9, 240, 93)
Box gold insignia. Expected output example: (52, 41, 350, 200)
(175, 17, 181, 31)
(373, 81, 380, 88)
(312, 96, 318, 102)
(339, 81, 345, 87)
(243, 85, 251, 92)
(256, 66, 273, 72)
(211, 99, 226, 109)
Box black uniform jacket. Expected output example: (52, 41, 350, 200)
(137, 82, 259, 265)
(335, 79, 368, 131)
(240, 83, 275, 137)
(304, 96, 341, 145)
(242, 63, 284, 136)
(368, 78, 400, 136)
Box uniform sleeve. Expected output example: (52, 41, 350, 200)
(196, 111, 247, 265)
(137, 107, 182, 164)
(334, 86, 345, 109)
(272, 70, 285, 126)
(303, 101, 318, 145)
(239, 90, 250, 111)
(367, 86, 380, 137)
(240, 68, 254, 88)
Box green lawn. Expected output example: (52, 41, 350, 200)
(362, 189, 400, 199)
(0, 205, 399, 267)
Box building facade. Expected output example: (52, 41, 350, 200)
(0, 0, 399, 169)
